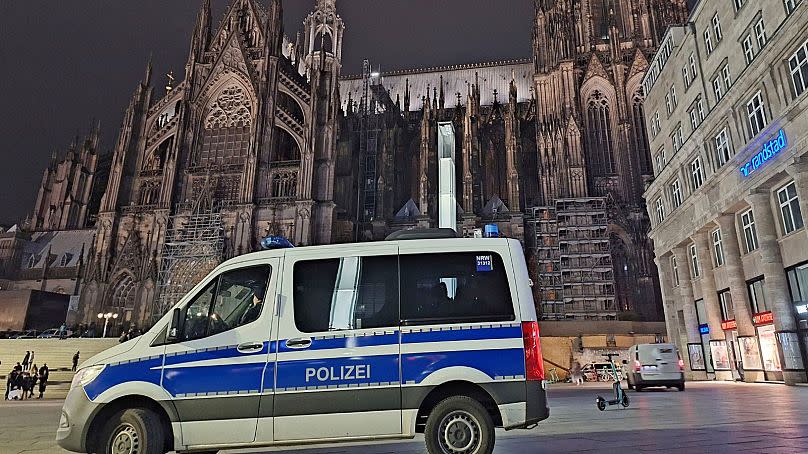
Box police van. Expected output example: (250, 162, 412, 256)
(57, 231, 549, 454)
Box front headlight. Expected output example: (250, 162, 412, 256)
(70, 365, 106, 389)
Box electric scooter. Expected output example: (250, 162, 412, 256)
(596, 353, 630, 411)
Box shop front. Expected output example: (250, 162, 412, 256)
(753, 311, 782, 381)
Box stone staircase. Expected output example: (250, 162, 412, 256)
(1, 339, 118, 399)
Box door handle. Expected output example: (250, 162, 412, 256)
(237, 342, 264, 353)
(285, 337, 312, 349)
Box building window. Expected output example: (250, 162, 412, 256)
(670, 85, 677, 107)
(719, 290, 734, 320)
(787, 263, 808, 305)
(743, 35, 755, 64)
(585, 91, 616, 177)
(734, 0, 746, 11)
(671, 256, 680, 286)
(704, 29, 714, 54)
(656, 147, 666, 173)
(746, 92, 767, 137)
(714, 128, 732, 166)
(712, 14, 723, 42)
(741, 209, 759, 253)
(713, 77, 723, 101)
(754, 19, 767, 49)
(654, 111, 661, 133)
(671, 126, 683, 152)
(690, 243, 701, 278)
(691, 157, 704, 190)
(748, 278, 768, 313)
(671, 179, 683, 208)
(690, 53, 697, 77)
(722, 65, 732, 89)
(697, 99, 705, 121)
(682, 66, 690, 87)
(712, 228, 725, 267)
(777, 181, 805, 234)
(785, 0, 803, 14)
(789, 40, 808, 97)
(690, 109, 699, 130)
(665, 93, 672, 114)
(655, 197, 665, 224)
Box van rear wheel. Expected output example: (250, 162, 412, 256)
(98, 408, 166, 454)
(425, 395, 495, 454)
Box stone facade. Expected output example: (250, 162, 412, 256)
(12, 0, 691, 329)
(644, 0, 808, 384)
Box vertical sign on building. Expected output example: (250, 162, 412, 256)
(437, 122, 457, 232)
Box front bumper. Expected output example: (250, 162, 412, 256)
(56, 387, 101, 453)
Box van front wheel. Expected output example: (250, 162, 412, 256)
(425, 395, 495, 454)
(98, 408, 166, 454)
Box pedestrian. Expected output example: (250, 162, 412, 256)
(28, 365, 38, 398)
(29, 351, 35, 367)
(21, 351, 30, 370)
(59, 323, 68, 339)
(570, 361, 584, 385)
(621, 360, 630, 382)
(14, 362, 22, 372)
(38, 364, 49, 399)
(20, 371, 31, 400)
(5, 367, 19, 400)
(72, 351, 80, 371)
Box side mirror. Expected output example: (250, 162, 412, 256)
(167, 308, 182, 342)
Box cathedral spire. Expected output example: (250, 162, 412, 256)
(143, 55, 153, 87)
(316, 0, 337, 13)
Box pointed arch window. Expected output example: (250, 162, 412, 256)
(630, 90, 652, 175)
(111, 274, 137, 311)
(197, 84, 253, 167)
(585, 90, 616, 177)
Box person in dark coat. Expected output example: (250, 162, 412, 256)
(38, 364, 49, 398)
(20, 371, 32, 400)
(72, 351, 80, 372)
(5, 368, 20, 400)
(21, 351, 30, 370)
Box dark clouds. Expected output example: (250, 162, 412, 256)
(0, 0, 533, 224)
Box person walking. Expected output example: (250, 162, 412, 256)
(28, 365, 38, 398)
(20, 371, 31, 400)
(21, 351, 30, 370)
(72, 351, 80, 372)
(38, 364, 49, 399)
(570, 360, 584, 385)
(29, 351, 35, 367)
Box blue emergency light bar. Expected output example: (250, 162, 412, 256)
(260, 236, 295, 250)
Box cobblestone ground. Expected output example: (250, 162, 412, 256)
(3, 382, 807, 453)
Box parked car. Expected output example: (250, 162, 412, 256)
(625, 343, 685, 391)
(37, 328, 73, 338)
(13, 330, 38, 339)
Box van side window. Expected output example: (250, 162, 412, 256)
(399, 251, 514, 325)
(293, 255, 399, 332)
(180, 265, 272, 341)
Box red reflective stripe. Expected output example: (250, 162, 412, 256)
(521, 321, 544, 381)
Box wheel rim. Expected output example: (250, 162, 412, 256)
(110, 423, 140, 454)
(439, 410, 481, 454)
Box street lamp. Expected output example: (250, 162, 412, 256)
(97, 312, 119, 338)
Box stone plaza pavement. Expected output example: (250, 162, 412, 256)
(2, 382, 807, 453)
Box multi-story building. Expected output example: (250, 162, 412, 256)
(644, 0, 808, 384)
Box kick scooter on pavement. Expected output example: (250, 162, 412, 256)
(596, 353, 630, 411)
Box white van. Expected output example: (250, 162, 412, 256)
(57, 234, 549, 454)
(625, 343, 685, 391)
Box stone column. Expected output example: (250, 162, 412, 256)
(672, 246, 709, 380)
(716, 213, 764, 382)
(746, 191, 807, 384)
(656, 253, 679, 346)
(693, 231, 733, 381)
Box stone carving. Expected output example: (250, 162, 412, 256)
(204, 85, 253, 130)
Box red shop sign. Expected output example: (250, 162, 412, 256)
(753, 311, 774, 325)
(721, 319, 737, 330)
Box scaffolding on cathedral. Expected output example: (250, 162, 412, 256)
(529, 197, 616, 320)
(354, 59, 383, 241)
(152, 194, 225, 323)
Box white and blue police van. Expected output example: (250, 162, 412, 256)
(57, 230, 549, 454)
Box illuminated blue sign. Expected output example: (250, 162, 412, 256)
(699, 324, 710, 335)
(739, 129, 787, 177)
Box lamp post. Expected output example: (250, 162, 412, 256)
(97, 312, 119, 338)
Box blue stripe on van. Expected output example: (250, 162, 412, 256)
(163, 362, 269, 396)
(164, 342, 271, 366)
(401, 325, 522, 344)
(277, 333, 399, 353)
(84, 355, 163, 401)
(402, 348, 525, 384)
(276, 354, 400, 389)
